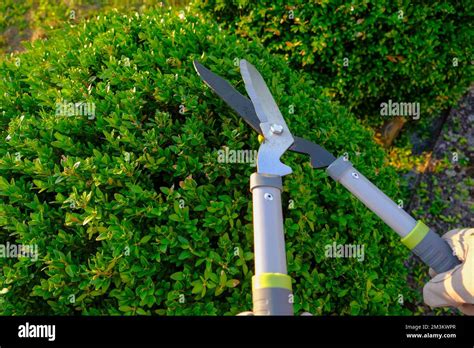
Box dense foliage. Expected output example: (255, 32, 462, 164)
(196, 0, 473, 127)
(0, 7, 415, 315)
(0, 0, 164, 54)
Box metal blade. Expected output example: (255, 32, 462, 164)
(290, 137, 336, 169)
(239, 60, 290, 130)
(240, 60, 294, 176)
(193, 60, 337, 171)
(193, 60, 262, 135)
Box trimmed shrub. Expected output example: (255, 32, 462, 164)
(196, 0, 473, 128)
(0, 0, 173, 54)
(0, 7, 415, 315)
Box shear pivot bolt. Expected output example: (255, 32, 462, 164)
(351, 172, 359, 179)
(270, 124, 284, 135)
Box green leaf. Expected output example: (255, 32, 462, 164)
(338, 289, 349, 297)
(65, 265, 74, 277)
(83, 215, 95, 226)
(208, 273, 218, 283)
(226, 279, 240, 288)
(0, 176, 9, 191)
(219, 271, 227, 287)
(119, 305, 133, 312)
(169, 214, 180, 222)
(192, 282, 203, 294)
(170, 272, 184, 281)
(136, 308, 147, 315)
(33, 180, 47, 192)
(96, 232, 109, 241)
(178, 251, 191, 260)
(350, 301, 361, 315)
(140, 235, 152, 244)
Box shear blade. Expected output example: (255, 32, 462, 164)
(239, 60, 295, 176)
(194, 60, 337, 170)
(193, 60, 262, 135)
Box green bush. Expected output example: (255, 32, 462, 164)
(0, 0, 171, 54)
(196, 0, 473, 127)
(0, 7, 415, 315)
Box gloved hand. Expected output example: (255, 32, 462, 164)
(423, 228, 474, 315)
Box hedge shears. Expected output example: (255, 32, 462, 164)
(193, 59, 460, 315)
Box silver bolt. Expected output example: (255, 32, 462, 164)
(264, 193, 274, 201)
(270, 124, 284, 135)
(351, 172, 359, 179)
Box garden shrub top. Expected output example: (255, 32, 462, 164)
(0, 7, 414, 315)
(196, 0, 473, 128)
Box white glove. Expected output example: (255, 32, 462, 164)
(423, 228, 474, 315)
